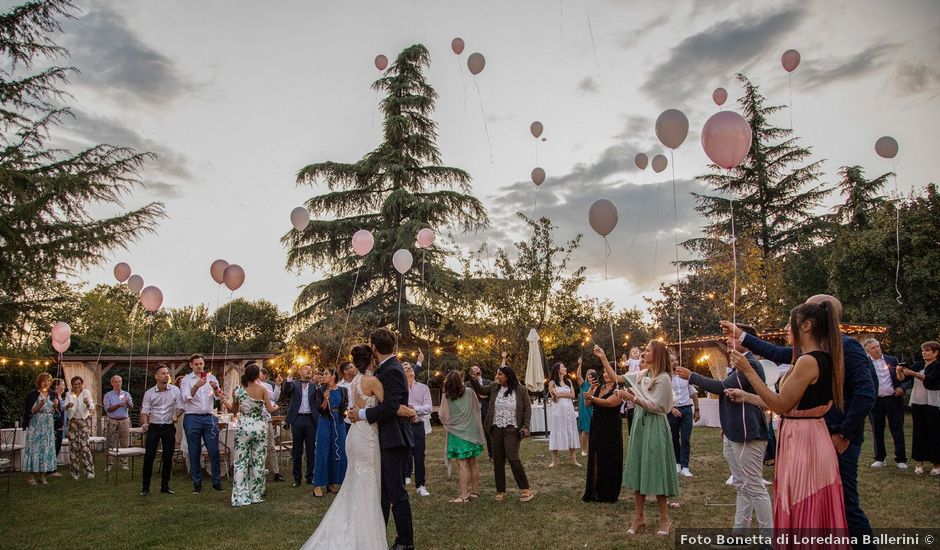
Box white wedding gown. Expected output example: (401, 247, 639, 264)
(301, 374, 387, 550)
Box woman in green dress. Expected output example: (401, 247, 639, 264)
(220, 363, 276, 507)
(595, 341, 678, 537)
(439, 370, 485, 503)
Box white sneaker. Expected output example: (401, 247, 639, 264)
(680, 468, 693, 478)
(676, 464, 681, 473)
(416, 486, 430, 497)
(915, 466, 924, 474)
(725, 475, 735, 486)
(404, 477, 411, 486)
(870, 461, 885, 468)
(763, 479, 773, 486)
(897, 462, 908, 469)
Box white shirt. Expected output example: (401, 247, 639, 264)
(870, 357, 895, 397)
(141, 384, 184, 424)
(298, 381, 313, 414)
(66, 389, 94, 420)
(338, 379, 352, 424)
(256, 380, 280, 422)
(180, 372, 220, 415)
(671, 376, 697, 408)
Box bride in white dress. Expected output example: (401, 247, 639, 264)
(301, 345, 416, 550)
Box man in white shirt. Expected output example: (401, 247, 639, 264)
(140, 366, 184, 496)
(403, 363, 432, 496)
(179, 353, 224, 493)
(257, 367, 284, 481)
(864, 338, 907, 469)
(282, 365, 321, 487)
(102, 374, 133, 471)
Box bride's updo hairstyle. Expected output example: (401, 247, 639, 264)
(351, 344, 373, 374)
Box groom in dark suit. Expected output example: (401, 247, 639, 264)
(349, 327, 414, 550)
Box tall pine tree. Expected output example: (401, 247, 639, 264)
(0, 0, 165, 343)
(832, 165, 890, 231)
(284, 44, 488, 339)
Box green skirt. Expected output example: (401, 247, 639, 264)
(623, 407, 679, 497)
(447, 433, 484, 460)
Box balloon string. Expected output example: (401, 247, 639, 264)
(472, 77, 494, 163)
(584, 0, 600, 76)
(535, 140, 539, 166)
(787, 73, 793, 131)
(222, 292, 234, 369)
(371, 88, 379, 127)
(892, 159, 902, 304)
(210, 283, 221, 367)
(94, 318, 112, 373)
(729, 176, 738, 332)
(397, 272, 404, 332)
(603, 236, 616, 360)
(559, 0, 564, 45)
(456, 55, 468, 114)
(422, 249, 431, 383)
(671, 149, 682, 365)
(127, 303, 137, 394)
(336, 262, 362, 367)
(143, 315, 153, 392)
(625, 182, 646, 255)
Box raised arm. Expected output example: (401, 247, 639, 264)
(720, 321, 793, 364)
(730, 349, 815, 414)
(593, 345, 625, 385)
(575, 357, 584, 385)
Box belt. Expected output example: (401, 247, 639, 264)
(297, 413, 313, 416)
(187, 413, 212, 417)
(780, 414, 826, 420)
(149, 423, 173, 427)
(107, 417, 128, 421)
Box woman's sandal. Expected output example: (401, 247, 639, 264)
(519, 489, 535, 502)
(494, 492, 506, 501)
(657, 521, 673, 537)
(468, 492, 479, 500)
(26, 478, 38, 486)
(626, 522, 646, 536)
(668, 501, 681, 509)
(449, 495, 470, 503)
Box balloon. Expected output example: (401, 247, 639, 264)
(713, 87, 728, 106)
(588, 199, 618, 237)
(467, 52, 485, 75)
(51, 321, 71, 344)
(759, 359, 780, 387)
(210, 259, 228, 284)
(531, 167, 545, 186)
(874, 136, 898, 159)
(351, 230, 374, 256)
(530, 121, 543, 138)
(223, 264, 245, 291)
(374, 55, 388, 71)
(140, 286, 163, 313)
(392, 249, 413, 274)
(655, 109, 690, 149)
(127, 274, 144, 295)
(781, 49, 800, 73)
(290, 206, 310, 231)
(451, 38, 465, 55)
(651, 154, 668, 173)
(416, 228, 435, 249)
(701, 111, 753, 169)
(52, 337, 70, 354)
(634, 153, 648, 170)
(113, 262, 131, 283)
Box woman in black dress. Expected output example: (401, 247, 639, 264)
(582, 368, 624, 502)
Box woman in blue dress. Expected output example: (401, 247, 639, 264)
(22, 373, 59, 486)
(575, 357, 595, 457)
(314, 366, 348, 497)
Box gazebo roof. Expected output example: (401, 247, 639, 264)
(666, 323, 888, 351)
(59, 353, 277, 363)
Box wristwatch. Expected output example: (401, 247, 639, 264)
(835, 433, 848, 441)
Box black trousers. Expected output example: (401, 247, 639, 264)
(404, 422, 426, 487)
(291, 414, 317, 483)
(142, 423, 175, 491)
(380, 446, 413, 547)
(911, 404, 940, 463)
(490, 425, 530, 492)
(869, 395, 906, 462)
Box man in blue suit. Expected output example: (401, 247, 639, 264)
(721, 294, 877, 550)
(863, 338, 907, 469)
(282, 365, 321, 487)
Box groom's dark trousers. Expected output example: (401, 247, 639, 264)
(366, 355, 414, 548)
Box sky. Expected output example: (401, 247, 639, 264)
(14, 0, 939, 316)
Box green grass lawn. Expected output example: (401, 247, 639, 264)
(0, 420, 936, 549)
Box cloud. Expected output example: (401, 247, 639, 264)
(61, 4, 190, 106)
(142, 180, 182, 199)
(578, 76, 599, 94)
(620, 13, 670, 49)
(61, 109, 192, 181)
(893, 61, 940, 96)
(642, 8, 804, 104)
(797, 44, 893, 90)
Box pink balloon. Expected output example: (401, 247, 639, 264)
(713, 87, 728, 106)
(351, 230, 374, 257)
(375, 54, 388, 71)
(451, 38, 465, 55)
(781, 49, 800, 73)
(210, 259, 228, 284)
(530, 121, 543, 138)
(634, 153, 648, 170)
(874, 136, 898, 159)
(651, 154, 668, 173)
(655, 109, 689, 149)
(223, 264, 245, 291)
(51, 321, 71, 344)
(701, 111, 753, 169)
(416, 228, 435, 249)
(467, 52, 485, 75)
(140, 286, 163, 313)
(127, 274, 144, 295)
(52, 337, 70, 354)
(113, 262, 131, 283)
(531, 167, 545, 186)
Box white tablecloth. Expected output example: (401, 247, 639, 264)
(529, 402, 578, 434)
(693, 398, 721, 428)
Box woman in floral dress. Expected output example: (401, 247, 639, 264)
(220, 363, 275, 507)
(22, 373, 59, 485)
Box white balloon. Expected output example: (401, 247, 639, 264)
(290, 207, 310, 231)
(392, 249, 414, 274)
(759, 359, 780, 387)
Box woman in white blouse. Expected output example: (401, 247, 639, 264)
(64, 376, 95, 479)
